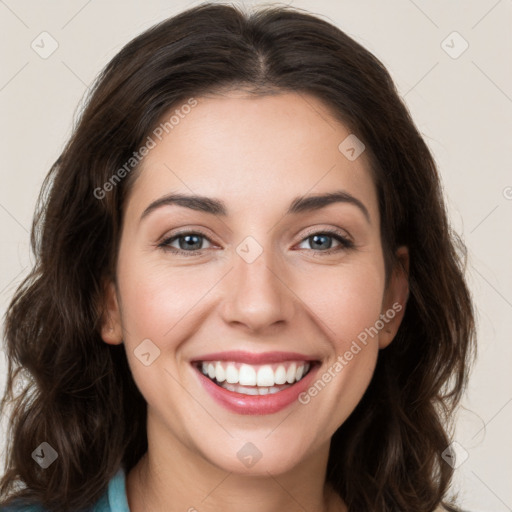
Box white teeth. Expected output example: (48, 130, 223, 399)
(274, 365, 287, 385)
(215, 362, 226, 382)
(244, 386, 259, 396)
(198, 360, 311, 390)
(239, 364, 257, 386)
(286, 363, 297, 384)
(219, 382, 289, 395)
(256, 365, 275, 387)
(226, 364, 238, 384)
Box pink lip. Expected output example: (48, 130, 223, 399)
(191, 350, 315, 364)
(192, 359, 320, 416)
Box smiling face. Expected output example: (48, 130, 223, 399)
(100, 90, 408, 477)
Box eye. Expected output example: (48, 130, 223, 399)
(296, 229, 354, 254)
(158, 228, 354, 257)
(158, 231, 213, 256)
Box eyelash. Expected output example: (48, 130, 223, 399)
(158, 228, 354, 257)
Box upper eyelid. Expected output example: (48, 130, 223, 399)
(300, 226, 352, 241)
(161, 228, 215, 244)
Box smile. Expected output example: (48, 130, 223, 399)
(197, 360, 312, 395)
(191, 351, 319, 415)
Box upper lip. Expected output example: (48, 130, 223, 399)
(191, 350, 317, 364)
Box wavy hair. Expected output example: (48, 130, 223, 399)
(0, 3, 475, 511)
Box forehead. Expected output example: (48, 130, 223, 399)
(125, 91, 379, 224)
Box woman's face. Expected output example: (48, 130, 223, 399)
(101, 91, 408, 476)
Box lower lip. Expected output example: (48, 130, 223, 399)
(194, 364, 319, 415)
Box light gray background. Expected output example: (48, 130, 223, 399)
(0, 1, 511, 510)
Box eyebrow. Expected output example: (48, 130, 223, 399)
(140, 190, 371, 223)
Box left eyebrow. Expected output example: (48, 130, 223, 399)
(140, 190, 371, 224)
(288, 191, 370, 223)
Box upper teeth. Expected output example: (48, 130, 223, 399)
(200, 361, 311, 387)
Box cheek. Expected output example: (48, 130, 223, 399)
(115, 261, 210, 417)
(117, 257, 214, 341)
(293, 263, 384, 425)
(296, 261, 386, 348)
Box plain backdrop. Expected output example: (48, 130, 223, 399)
(0, 1, 511, 511)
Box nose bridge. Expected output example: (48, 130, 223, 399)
(220, 234, 294, 331)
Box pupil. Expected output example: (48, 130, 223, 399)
(312, 234, 331, 249)
(181, 234, 201, 250)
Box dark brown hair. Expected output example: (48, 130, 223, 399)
(0, 3, 475, 511)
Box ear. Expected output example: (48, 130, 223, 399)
(378, 246, 409, 349)
(99, 279, 123, 345)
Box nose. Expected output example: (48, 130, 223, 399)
(219, 243, 296, 334)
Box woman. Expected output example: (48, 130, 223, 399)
(0, 3, 475, 511)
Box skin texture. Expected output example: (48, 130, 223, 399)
(100, 91, 409, 512)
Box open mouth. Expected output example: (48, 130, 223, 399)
(194, 360, 314, 396)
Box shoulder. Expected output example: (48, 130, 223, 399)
(0, 466, 129, 512)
